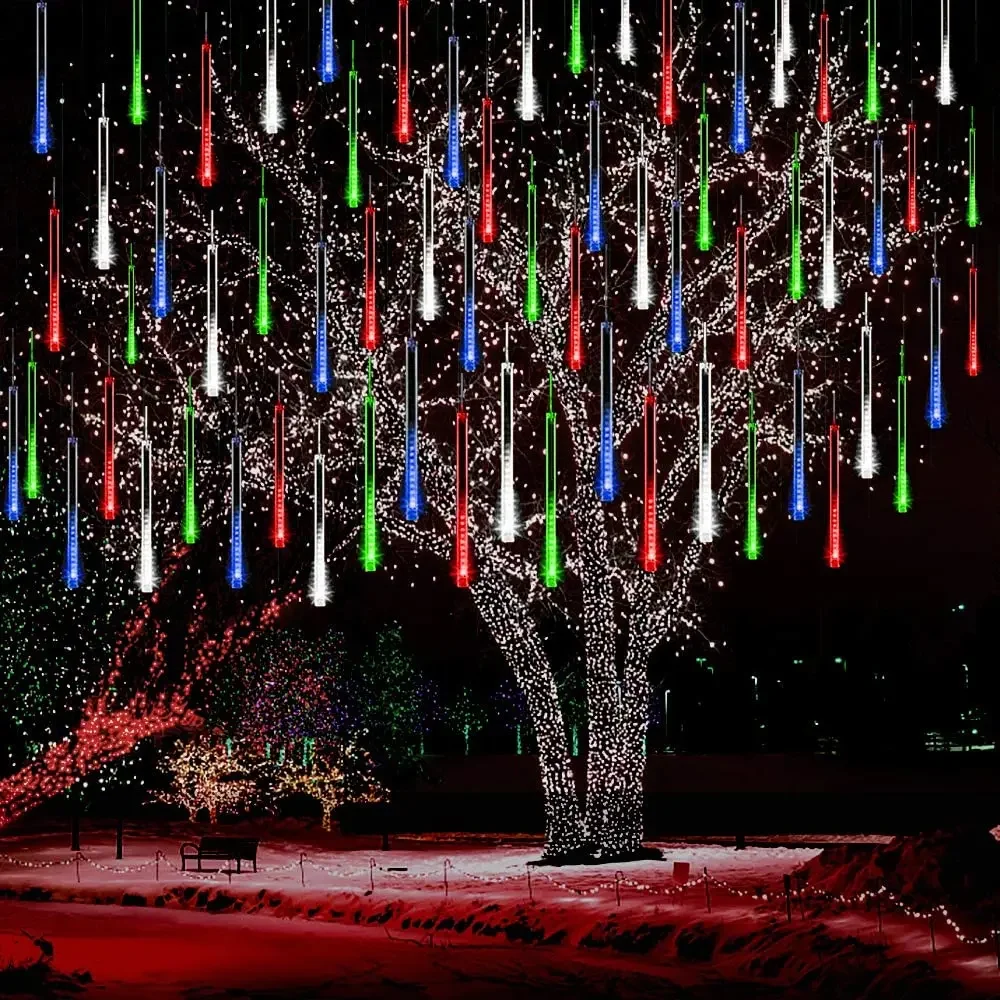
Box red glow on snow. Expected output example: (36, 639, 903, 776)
(734, 223, 749, 370)
(639, 391, 660, 572)
(567, 222, 583, 370)
(272, 401, 288, 548)
(816, 12, 831, 124)
(48, 204, 61, 351)
(101, 375, 118, 521)
(199, 40, 216, 187)
(395, 1, 413, 143)
(479, 97, 497, 243)
(659, 0, 676, 125)
(826, 422, 843, 569)
(452, 407, 474, 588)
(362, 200, 380, 351)
(967, 264, 979, 376)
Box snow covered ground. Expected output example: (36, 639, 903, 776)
(0, 826, 995, 998)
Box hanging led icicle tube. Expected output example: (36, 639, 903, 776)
(826, 399, 843, 568)
(48, 187, 61, 351)
(524, 157, 541, 323)
(479, 93, 496, 242)
(789, 367, 808, 520)
(938, 0, 953, 105)
(567, 221, 583, 368)
(568, 0, 585, 76)
(199, 29, 215, 186)
(857, 294, 876, 479)
(256, 170, 271, 335)
(444, 30, 463, 189)
(520, 0, 536, 120)
(420, 140, 436, 320)
(619, 0, 633, 63)
(360, 361, 380, 571)
(870, 134, 886, 277)
(401, 326, 424, 521)
(125, 244, 138, 364)
(396, 1, 411, 139)
(967, 251, 979, 376)
(64, 410, 82, 590)
(33, 1, 51, 154)
(816, 7, 830, 124)
(586, 100, 604, 253)
(102, 369, 118, 521)
(462, 214, 479, 371)
(734, 213, 749, 369)
(205, 214, 220, 396)
(313, 206, 329, 392)
(362, 194, 379, 351)
(182, 379, 197, 543)
(820, 124, 837, 310)
(138, 409, 155, 593)
(596, 313, 619, 501)
(668, 194, 687, 352)
(744, 390, 760, 561)
(894, 343, 911, 512)
(967, 108, 979, 228)
(541, 373, 562, 587)
(453, 396, 473, 588)
(638, 376, 660, 572)
(634, 128, 651, 309)
(345, 44, 361, 207)
(788, 132, 804, 300)
(926, 251, 945, 429)
(318, 0, 339, 84)
(129, 0, 145, 124)
(272, 391, 288, 547)
(262, 0, 282, 133)
(697, 86, 713, 251)
(497, 327, 517, 542)
(865, 0, 879, 122)
(905, 110, 919, 232)
(731, 1, 749, 155)
(228, 426, 245, 589)
(696, 328, 714, 543)
(311, 422, 327, 607)
(25, 340, 39, 501)
(94, 86, 112, 271)
(772, 0, 786, 108)
(152, 159, 172, 319)
(6, 378, 20, 522)
(660, 0, 676, 125)
(781, 0, 793, 58)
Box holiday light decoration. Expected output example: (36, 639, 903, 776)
(696, 86, 713, 252)
(734, 212, 748, 369)
(479, 93, 496, 243)
(638, 377, 659, 572)
(659, 0, 676, 125)
(395, 1, 411, 140)
(789, 367, 808, 520)
(865, 0, 879, 122)
(229, 421, 246, 590)
(262, 0, 282, 133)
(198, 29, 215, 186)
(452, 398, 473, 588)
(634, 129, 651, 309)
(618, 0, 633, 63)
(362, 195, 380, 351)
(668, 195, 687, 352)
(696, 328, 714, 543)
(820, 124, 838, 309)
(401, 323, 424, 522)
(938, 0, 953, 105)
(420, 140, 437, 321)
(857, 294, 876, 479)
(731, 1, 749, 155)
(124, 244, 138, 365)
(567, 221, 583, 368)
(587, 100, 605, 253)
(781, 0, 793, 59)
(151, 158, 172, 320)
(361, 361, 380, 572)
(24, 339, 39, 501)
(102, 368, 119, 522)
(520, 0, 536, 120)
(182, 379, 197, 543)
(568, 0, 585, 76)
(894, 343, 911, 513)
(256, 170, 271, 335)
(129, 0, 145, 125)
(318, 0, 339, 84)
(94, 86, 112, 271)
(967, 252, 978, 376)
(47, 186, 61, 351)
(444, 29, 463, 189)
(345, 43, 361, 207)
(497, 328, 518, 543)
(32, 1, 51, 154)
(524, 157, 541, 323)
(596, 309, 619, 502)
(460, 214, 479, 370)
(816, 8, 831, 124)
(744, 390, 760, 561)
(966, 108, 979, 228)
(926, 248, 945, 429)
(541, 374, 561, 588)
(905, 111, 919, 232)
(205, 214, 220, 396)
(311, 422, 328, 607)
(5, 380, 20, 522)
(64, 396, 82, 591)
(138, 410, 155, 593)
(870, 134, 886, 276)
(788, 133, 804, 300)
(772, 0, 786, 108)
(273, 391, 288, 547)
(826, 400, 842, 568)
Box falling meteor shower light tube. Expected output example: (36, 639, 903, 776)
(967, 109, 979, 228)
(257, 173, 271, 334)
(696, 339, 714, 543)
(25, 345, 39, 500)
(6, 386, 20, 522)
(905, 117, 919, 232)
(635, 137, 651, 308)
(94, 89, 112, 270)
(816, 10, 830, 124)
(857, 297, 876, 479)
(318, 0, 339, 84)
(820, 126, 837, 310)
(199, 36, 215, 186)
(345, 45, 361, 207)
(497, 343, 517, 542)
(697, 88, 713, 251)
(541, 376, 562, 587)
(479, 96, 496, 242)
(525, 159, 541, 323)
(48, 197, 61, 351)
(595, 320, 619, 501)
(865, 0, 879, 122)
(660, 0, 676, 124)
(568, 0, 585, 76)
(228, 433, 245, 589)
(33, 2, 51, 154)
(938, 0, 953, 105)
(64, 435, 82, 589)
(362, 199, 379, 351)
(313, 237, 329, 391)
(827, 414, 843, 568)
(870, 137, 886, 276)
(452, 405, 473, 588)
(567, 222, 583, 367)
(788, 132, 804, 299)
(781, 0, 793, 58)
(129, 0, 145, 124)
(731, 2, 749, 155)
(395, 2, 411, 139)
(182, 382, 197, 543)
(520, 0, 536, 120)
(400, 336, 424, 521)
(734, 220, 749, 369)
(668, 199, 687, 352)
(745, 391, 760, 560)
(102, 374, 118, 521)
(151, 164, 171, 319)
(894, 345, 911, 512)
(262, 0, 282, 133)
(619, 0, 633, 63)
(967, 258, 979, 376)
(205, 220, 220, 395)
(772, 0, 786, 108)
(789, 368, 808, 520)
(462, 217, 479, 371)
(639, 387, 660, 571)
(926, 273, 945, 429)
(138, 413, 155, 593)
(311, 425, 327, 606)
(420, 144, 436, 320)
(586, 101, 604, 252)
(126, 245, 137, 364)
(272, 400, 287, 547)
(361, 364, 380, 571)
(444, 35, 463, 189)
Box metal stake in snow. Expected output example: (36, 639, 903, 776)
(444, 858, 452, 897)
(704, 867, 711, 911)
(369, 857, 376, 893)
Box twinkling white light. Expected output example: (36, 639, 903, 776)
(261, 0, 283, 134)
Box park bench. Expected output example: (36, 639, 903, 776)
(180, 836, 259, 873)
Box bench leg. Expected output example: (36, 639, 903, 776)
(236, 858, 241, 874)
(253, 860, 257, 873)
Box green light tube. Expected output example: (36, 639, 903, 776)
(788, 132, 804, 300)
(967, 107, 979, 228)
(568, 1, 585, 76)
(256, 169, 271, 335)
(744, 390, 760, 560)
(126, 244, 138, 364)
(345, 42, 362, 208)
(541, 373, 562, 587)
(696, 84, 713, 251)
(865, 0, 879, 122)
(524, 157, 541, 323)
(360, 359, 381, 571)
(129, 0, 145, 125)
(25, 336, 39, 500)
(894, 343, 912, 512)
(182, 377, 198, 544)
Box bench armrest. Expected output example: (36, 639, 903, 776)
(179, 842, 200, 855)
